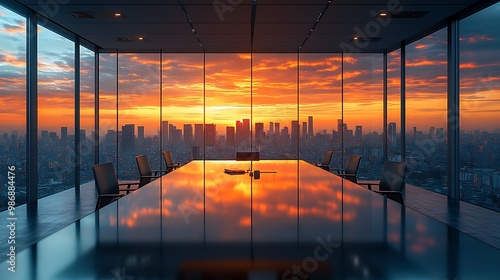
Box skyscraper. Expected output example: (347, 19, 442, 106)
(194, 124, 204, 147)
(161, 121, 169, 145)
(184, 124, 193, 144)
(302, 122, 307, 138)
(226, 126, 235, 146)
(308, 116, 313, 137)
(255, 122, 264, 145)
(236, 119, 250, 146)
(61, 127, 67, 144)
(122, 124, 135, 152)
(291, 120, 299, 143)
(388, 122, 397, 147)
(205, 123, 216, 147)
(138, 126, 145, 147)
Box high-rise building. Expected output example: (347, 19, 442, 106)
(308, 116, 313, 137)
(122, 124, 135, 152)
(236, 119, 250, 146)
(269, 122, 274, 134)
(194, 124, 204, 147)
(291, 120, 299, 143)
(138, 126, 145, 147)
(255, 122, 264, 145)
(205, 123, 216, 147)
(61, 127, 67, 144)
(162, 121, 169, 144)
(226, 126, 235, 146)
(302, 122, 307, 138)
(388, 122, 397, 147)
(274, 123, 280, 137)
(184, 124, 193, 144)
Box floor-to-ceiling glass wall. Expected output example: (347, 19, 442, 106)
(406, 28, 448, 194)
(0, 4, 26, 211)
(387, 50, 401, 162)
(299, 54, 342, 168)
(79, 46, 95, 184)
(343, 53, 384, 180)
(162, 54, 204, 163)
(205, 54, 251, 160)
(460, 2, 500, 212)
(98, 53, 117, 166)
(252, 54, 298, 159)
(37, 25, 75, 199)
(117, 53, 160, 180)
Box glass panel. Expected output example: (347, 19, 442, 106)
(98, 53, 117, 166)
(79, 46, 95, 184)
(117, 53, 160, 180)
(38, 26, 75, 198)
(460, 2, 500, 211)
(205, 54, 251, 160)
(406, 28, 448, 194)
(162, 54, 204, 163)
(252, 54, 297, 159)
(0, 5, 26, 210)
(299, 54, 342, 168)
(388, 49, 401, 161)
(343, 53, 384, 180)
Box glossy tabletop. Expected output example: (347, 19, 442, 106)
(1, 160, 499, 279)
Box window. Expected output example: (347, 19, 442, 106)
(0, 5, 26, 210)
(117, 53, 160, 179)
(406, 28, 448, 194)
(299, 54, 342, 168)
(162, 54, 204, 163)
(98, 53, 117, 166)
(253, 54, 297, 159)
(343, 53, 384, 180)
(37, 25, 74, 199)
(205, 54, 250, 159)
(79, 46, 95, 183)
(387, 50, 401, 161)
(460, 2, 500, 211)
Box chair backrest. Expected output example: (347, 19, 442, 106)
(135, 155, 153, 187)
(92, 162, 119, 195)
(379, 161, 407, 192)
(236, 152, 260, 161)
(163, 150, 174, 167)
(345, 155, 361, 174)
(321, 150, 333, 165)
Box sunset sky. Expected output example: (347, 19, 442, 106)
(1, 3, 499, 137)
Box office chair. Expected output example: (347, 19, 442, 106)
(92, 162, 139, 211)
(331, 155, 361, 183)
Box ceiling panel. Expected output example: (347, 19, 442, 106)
(14, 0, 486, 53)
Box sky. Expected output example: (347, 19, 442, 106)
(0, 3, 499, 137)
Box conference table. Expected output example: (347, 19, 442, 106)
(1, 160, 499, 279)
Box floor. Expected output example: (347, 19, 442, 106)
(1, 180, 499, 259)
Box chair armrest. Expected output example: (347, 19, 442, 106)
(118, 181, 140, 192)
(151, 170, 169, 176)
(373, 190, 402, 194)
(330, 168, 345, 174)
(99, 194, 124, 198)
(357, 180, 380, 190)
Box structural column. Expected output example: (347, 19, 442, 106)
(26, 11, 38, 210)
(447, 19, 460, 200)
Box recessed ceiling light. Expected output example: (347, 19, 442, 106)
(71, 11, 126, 18)
(353, 36, 359, 40)
(138, 37, 144, 41)
(380, 12, 387, 17)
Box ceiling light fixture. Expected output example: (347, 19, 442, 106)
(114, 13, 122, 17)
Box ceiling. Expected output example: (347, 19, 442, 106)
(15, 0, 486, 53)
